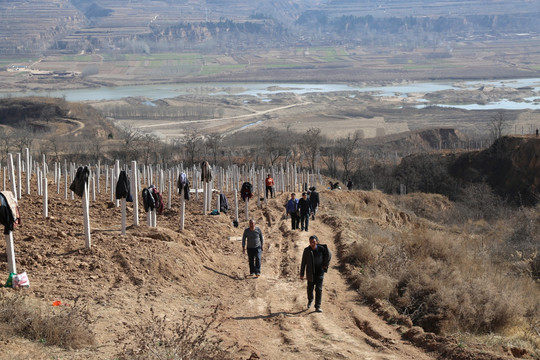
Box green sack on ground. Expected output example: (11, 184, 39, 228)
(4, 272, 15, 288)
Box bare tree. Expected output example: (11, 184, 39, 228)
(139, 134, 160, 165)
(336, 130, 363, 181)
(262, 127, 288, 166)
(13, 125, 35, 155)
(45, 137, 65, 162)
(40, 105, 57, 124)
(320, 146, 338, 179)
(118, 124, 142, 162)
(489, 110, 509, 143)
(205, 133, 223, 165)
(183, 129, 202, 167)
(0, 127, 13, 163)
(301, 127, 323, 170)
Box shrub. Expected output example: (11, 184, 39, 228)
(121, 306, 234, 360)
(0, 292, 95, 349)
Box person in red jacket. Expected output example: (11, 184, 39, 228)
(265, 174, 275, 199)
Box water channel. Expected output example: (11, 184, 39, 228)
(2, 78, 540, 110)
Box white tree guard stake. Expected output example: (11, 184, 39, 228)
(202, 181, 207, 215)
(137, 168, 141, 195)
(42, 154, 46, 178)
(97, 160, 101, 194)
(110, 168, 114, 202)
(5, 156, 17, 274)
(82, 180, 91, 249)
(91, 173, 96, 201)
(180, 193, 185, 230)
(245, 197, 250, 221)
(115, 160, 120, 207)
(3, 168, 6, 191)
(216, 191, 220, 214)
(16, 153, 22, 199)
(56, 166, 61, 194)
(43, 175, 48, 218)
(54, 162, 57, 184)
(160, 169, 164, 194)
(7, 154, 16, 199)
(25, 148, 30, 195)
(294, 163, 298, 192)
(193, 168, 198, 201)
(121, 197, 127, 236)
(167, 170, 172, 210)
(64, 163, 68, 199)
(131, 161, 139, 226)
(70, 164, 75, 200)
(234, 189, 239, 223)
(208, 180, 213, 209)
(143, 164, 147, 185)
(105, 165, 109, 193)
(5, 231, 16, 274)
(37, 169, 42, 196)
(151, 209, 156, 227)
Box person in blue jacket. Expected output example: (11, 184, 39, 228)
(285, 193, 299, 230)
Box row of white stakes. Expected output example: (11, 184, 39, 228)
(3, 155, 323, 273)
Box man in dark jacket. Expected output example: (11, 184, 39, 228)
(298, 192, 311, 231)
(242, 219, 264, 277)
(300, 235, 332, 312)
(285, 193, 299, 230)
(309, 187, 320, 220)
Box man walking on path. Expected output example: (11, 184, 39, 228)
(300, 235, 332, 312)
(346, 179, 353, 191)
(309, 187, 319, 220)
(242, 219, 264, 277)
(298, 192, 311, 231)
(265, 174, 275, 199)
(286, 193, 300, 230)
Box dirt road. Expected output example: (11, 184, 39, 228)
(210, 197, 434, 360)
(136, 101, 312, 130)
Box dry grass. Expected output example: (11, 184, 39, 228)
(121, 305, 235, 360)
(0, 291, 95, 349)
(325, 190, 540, 355)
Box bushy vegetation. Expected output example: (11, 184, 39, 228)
(327, 190, 540, 352)
(121, 306, 234, 360)
(0, 292, 95, 349)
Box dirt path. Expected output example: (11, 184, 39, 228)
(63, 118, 85, 135)
(213, 198, 435, 359)
(136, 101, 312, 129)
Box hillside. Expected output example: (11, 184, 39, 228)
(0, 97, 121, 161)
(391, 136, 540, 205)
(1, 170, 538, 359)
(1, 0, 540, 57)
(451, 136, 540, 205)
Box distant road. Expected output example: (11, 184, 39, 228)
(137, 101, 312, 129)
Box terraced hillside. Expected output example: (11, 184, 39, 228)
(2, 0, 540, 57)
(0, 0, 86, 56)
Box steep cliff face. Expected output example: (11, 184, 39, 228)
(363, 128, 468, 155)
(451, 136, 540, 205)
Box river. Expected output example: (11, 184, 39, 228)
(2, 78, 540, 110)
